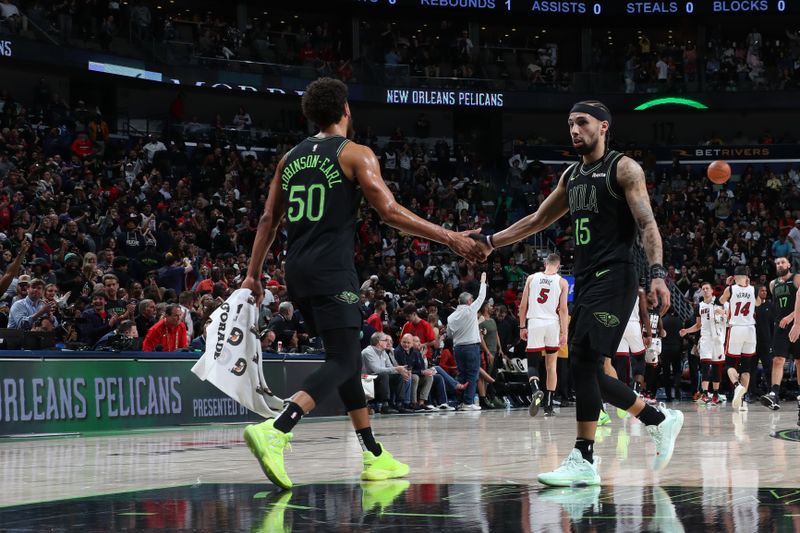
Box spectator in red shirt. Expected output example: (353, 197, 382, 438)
(411, 237, 430, 265)
(98, 179, 122, 203)
(299, 41, 316, 62)
(143, 303, 188, 352)
(438, 339, 457, 377)
(400, 303, 436, 360)
(71, 132, 94, 158)
(195, 267, 223, 294)
(503, 284, 518, 306)
(0, 194, 11, 231)
(366, 299, 386, 332)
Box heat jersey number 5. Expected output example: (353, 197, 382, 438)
(287, 184, 326, 222)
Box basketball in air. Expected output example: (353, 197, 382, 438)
(707, 160, 731, 185)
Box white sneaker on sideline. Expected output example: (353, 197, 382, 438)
(732, 384, 746, 410)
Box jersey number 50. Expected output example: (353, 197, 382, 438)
(287, 184, 326, 222)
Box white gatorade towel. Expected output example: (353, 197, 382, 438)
(192, 288, 284, 418)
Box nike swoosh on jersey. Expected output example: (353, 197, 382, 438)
(595, 269, 611, 278)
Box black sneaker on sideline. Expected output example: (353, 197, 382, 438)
(529, 390, 544, 417)
(491, 396, 506, 409)
(760, 393, 780, 411)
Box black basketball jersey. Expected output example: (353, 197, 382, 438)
(772, 275, 797, 321)
(648, 308, 660, 337)
(565, 150, 635, 276)
(282, 135, 360, 298)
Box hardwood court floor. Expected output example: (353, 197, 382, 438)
(2, 402, 799, 531)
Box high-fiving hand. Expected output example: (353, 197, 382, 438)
(464, 230, 492, 262)
(446, 230, 488, 263)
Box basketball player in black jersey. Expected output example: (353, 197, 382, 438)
(240, 78, 481, 490)
(767, 256, 800, 419)
(470, 101, 683, 486)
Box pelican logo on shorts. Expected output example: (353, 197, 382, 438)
(230, 358, 247, 376)
(593, 312, 620, 328)
(227, 327, 244, 346)
(334, 291, 359, 304)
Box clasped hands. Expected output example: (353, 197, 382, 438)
(445, 229, 493, 263)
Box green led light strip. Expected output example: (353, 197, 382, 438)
(634, 97, 709, 111)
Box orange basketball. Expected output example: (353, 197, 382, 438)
(707, 160, 731, 185)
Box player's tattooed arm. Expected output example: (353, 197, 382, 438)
(618, 157, 663, 267)
(787, 274, 800, 330)
(790, 275, 800, 340)
(619, 156, 670, 313)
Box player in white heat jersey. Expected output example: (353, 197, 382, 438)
(519, 253, 569, 417)
(719, 266, 761, 410)
(680, 282, 725, 404)
(615, 288, 650, 388)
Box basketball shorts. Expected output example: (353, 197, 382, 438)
(645, 338, 661, 366)
(292, 293, 362, 336)
(615, 321, 646, 356)
(726, 325, 756, 358)
(698, 335, 725, 364)
(526, 318, 560, 353)
(569, 262, 638, 359)
(771, 325, 799, 359)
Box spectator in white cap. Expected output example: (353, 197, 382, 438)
(10, 274, 30, 303)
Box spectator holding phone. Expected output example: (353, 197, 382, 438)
(9, 277, 58, 331)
